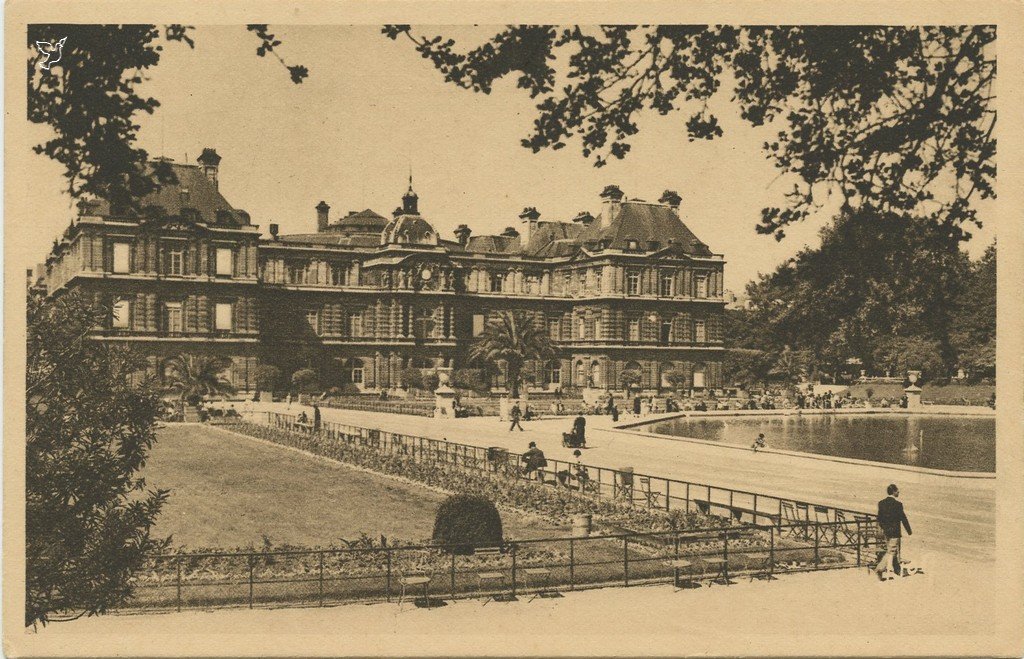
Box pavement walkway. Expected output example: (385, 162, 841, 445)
(244, 402, 994, 562)
(25, 555, 1018, 657)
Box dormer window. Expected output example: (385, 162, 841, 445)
(626, 239, 639, 251)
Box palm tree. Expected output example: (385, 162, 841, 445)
(164, 353, 235, 406)
(468, 311, 554, 398)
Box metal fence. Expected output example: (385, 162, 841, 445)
(319, 398, 436, 417)
(130, 521, 877, 612)
(266, 412, 876, 532)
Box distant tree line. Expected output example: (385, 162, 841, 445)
(723, 208, 996, 387)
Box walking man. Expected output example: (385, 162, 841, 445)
(875, 483, 912, 580)
(509, 402, 524, 431)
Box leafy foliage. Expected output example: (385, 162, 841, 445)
(431, 494, 504, 555)
(468, 311, 555, 397)
(27, 24, 306, 212)
(385, 25, 995, 239)
(291, 367, 320, 394)
(730, 208, 991, 384)
(252, 364, 282, 391)
(27, 291, 169, 626)
(164, 354, 235, 405)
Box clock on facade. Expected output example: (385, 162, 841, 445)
(420, 268, 433, 281)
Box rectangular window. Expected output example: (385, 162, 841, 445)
(331, 264, 347, 286)
(349, 311, 363, 337)
(578, 318, 586, 340)
(548, 317, 560, 340)
(112, 298, 131, 328)
(215, 248, 233, 276)
(628, 318, 640, 342)
(693, 370, 706, 389)
(595, 270, 602, 292)
(306, 310, 320, 335)
(660, 321, 672, 345)
(490, 273, 504, 293)
(660, 271, 674, 297)
(112, 242, 131, 273)
(472, 314, 485, 337)
(549, 365, 561, 385)
(165, 302, 183, 333)
(694, 320, 706, 343)
(696, 275, 708, 298)
(287, 262, 305, 285)
(351, 367, 364, 385)
(626, 271, 641, 296)
(594, 319, 602, 340)
(563, 272, 572, 295)
(169, 249, 184, 276)
(215, 302, 233, 331)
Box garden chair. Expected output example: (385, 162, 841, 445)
(638, 477, 662, 508)
(833, 510, 859, 547)
(523, 567, 553, 601)
(398, 570, 433, 610)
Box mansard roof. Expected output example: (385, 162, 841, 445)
(464, 234, 521, 254)
(89, 162, 250, 227)
(578, 200, 712, 256)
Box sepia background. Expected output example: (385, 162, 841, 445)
(6, 1, 1024, 656)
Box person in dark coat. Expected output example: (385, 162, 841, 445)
(521, 441, 547, 479)
(572, 413, 587, 447)
(633, 396, 642, 415)
(875, 483, 912, 579)
(313, 404, 322, 432)
(509, 402, 524, 431)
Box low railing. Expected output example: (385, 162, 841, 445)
(266, 412, 876, 531)
(320, 398, 436, 417)
(129, 522, 875, 612)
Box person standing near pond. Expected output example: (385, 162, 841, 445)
(875, 483, 912, 580)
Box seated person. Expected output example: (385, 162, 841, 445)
(297, 411, 309, 424)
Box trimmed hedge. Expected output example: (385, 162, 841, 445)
(432, 494, 503, 554)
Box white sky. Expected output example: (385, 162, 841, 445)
(20, 25, 994, 292)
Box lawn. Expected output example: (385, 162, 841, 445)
(144, 424, 568, 549)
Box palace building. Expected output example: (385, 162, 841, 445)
(36, 149, 726, 395)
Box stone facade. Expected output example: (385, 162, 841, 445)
(38, 152, 726, 395)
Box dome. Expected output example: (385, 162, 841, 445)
(381, 215, 438, 246)
(332, 209, 387, 234)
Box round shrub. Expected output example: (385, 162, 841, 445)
(431, 494, 503, 555)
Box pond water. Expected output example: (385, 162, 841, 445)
(635, 414, 995, 472)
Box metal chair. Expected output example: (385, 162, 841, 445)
(398, 572, 432, 610)
(638, 477, 662, 508)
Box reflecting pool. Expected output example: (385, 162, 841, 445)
(634, 414, 995, 472)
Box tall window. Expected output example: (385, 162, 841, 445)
(215, 248, 233, 276)
(348, 311, 363, 337)
(112, 242, 131, 273)
(577, 271, 586, 292)
(472, 314, 485, 336)
(694, 320, 706, 343)
(547, 361, 561, 386)
(287, 262, 305, 285)
(168, 249, 184, 276)
(695, 274, 708, 298)
(693, 367, 706, 389)
(331, 264, 347, 286)
(490, 272, 504, 292)
(548, 317, 560, 340)
(660, 271, 674, 297)
(306, 310, 320, 335)
(578, 317, 587, 339)
(626, 270, 641, 296)
(660, 320, 672, 345)
(594, 269, 602, 292)
(112, 298, 131, 328)
(215, 302, 233, 331)
(594, 318, 602, 340)
(165, 302, 183, 333)
(563, 272, 572, 295)
(628, 318, 641, 342)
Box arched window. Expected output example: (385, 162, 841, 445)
(343, 358, 364, 385)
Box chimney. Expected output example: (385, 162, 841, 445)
(269, 223, 279, 240)
(659, 189, 682, 210)
(599, 185, 624, 228)
(197, 148, 222, 189)
(454, 224, 472, 247)
(518, 207, 540, 243)
(316, 201, 330, 232)
(501, 226, 520, 238)
(573, 211, 595, 225)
